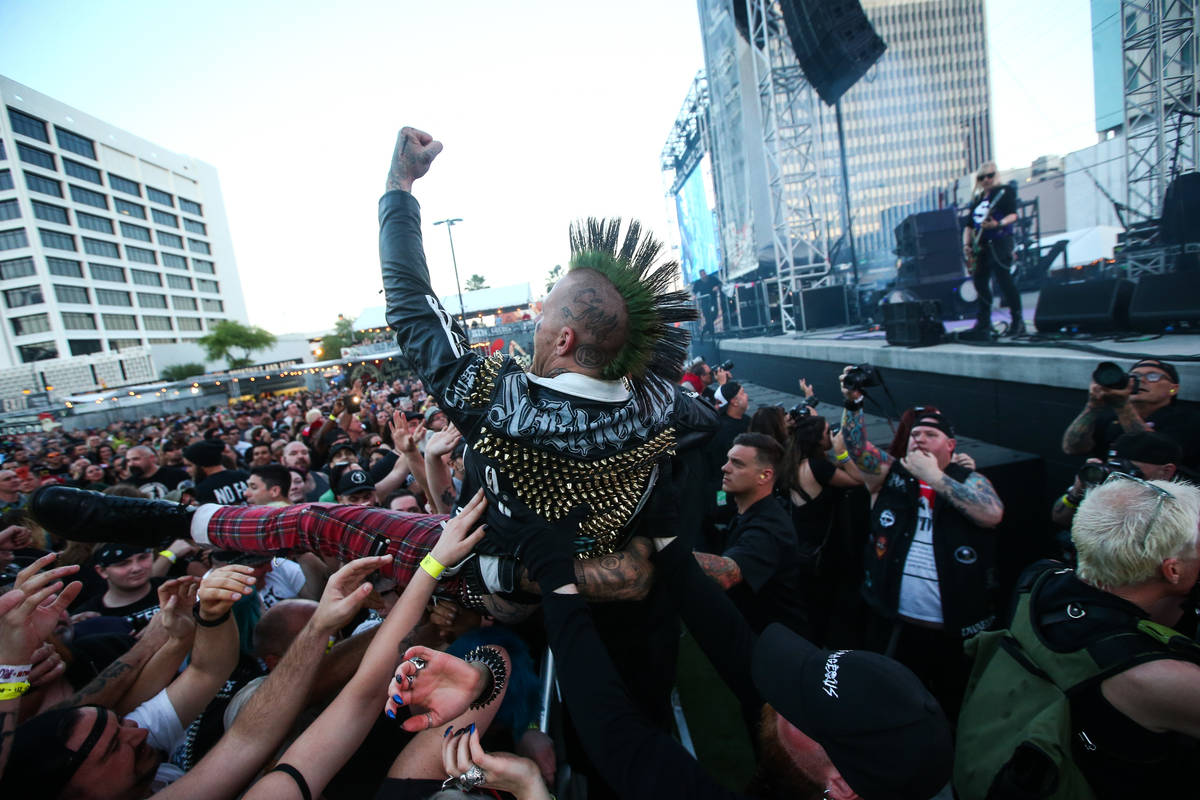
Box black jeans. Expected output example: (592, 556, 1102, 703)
(973, 235, 1022, 324)
(865, 613, 970, 725)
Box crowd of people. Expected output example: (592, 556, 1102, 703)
(0, 128, 1197, 800)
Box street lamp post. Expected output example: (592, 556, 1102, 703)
(433, 217, 466, 328)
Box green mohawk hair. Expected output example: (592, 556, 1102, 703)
(567, 218, 696, 403)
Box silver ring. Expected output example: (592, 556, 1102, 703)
(425, 711, 434, 729)
(408, 656, 428, 671)
(459, 764, 486, 788)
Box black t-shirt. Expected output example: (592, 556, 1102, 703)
(703, 412, 750, 508)
(1090, 402, 1200, 472)
(721, 494, 809, 637)
(77, 577, 164, 618)
(193, 469, 250, 504)
(130, 466, 190, 499)
(971, 186, 1017, 240)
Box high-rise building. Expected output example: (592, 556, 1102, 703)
(694, 0, 993, 285)
(1091, 0, 1124, 134)
(0, 75, 248, 370)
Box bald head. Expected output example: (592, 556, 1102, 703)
(253, 599, 318, 666)
(534, 269, 629, 377)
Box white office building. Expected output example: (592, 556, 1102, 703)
(0, 75, 248, 374)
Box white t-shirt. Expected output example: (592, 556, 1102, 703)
(126, 688, 186, 789)
(261, 558, 307, 609)
(897, 481, 943, 623)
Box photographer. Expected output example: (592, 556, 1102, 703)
(1062, 358, 1200, 473)
(1052, 431, 1182, 530)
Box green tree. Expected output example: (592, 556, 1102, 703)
(545, 264, 563, 294)
(197, 320, 277, 368)
(320, 334, 348, 360)
(334, 314, 356, 342)
(161, 362, 206, 382)
(464, 274, 489, 292)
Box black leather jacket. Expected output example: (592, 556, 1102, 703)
(379, 191, 716, 568)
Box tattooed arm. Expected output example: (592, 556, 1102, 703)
(48, 613, 170, 713)
(692, 552, 743, 590)
(520, 537, 656, 602)
(840, 404, 891, 494)
(1063, 384, 1144, 455)
(928, 470, 1005, 529)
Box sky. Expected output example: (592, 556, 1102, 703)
(1, 0, 1098, 335)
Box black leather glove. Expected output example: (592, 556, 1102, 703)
(517, 504, 590, 595)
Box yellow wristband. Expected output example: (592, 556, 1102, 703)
(835, 451, 850, 462)
(0, 681, 31, 701)
(1060, 493, 1078, 510)
(420, 553, 446, 580)
(158, 550, 177, 564)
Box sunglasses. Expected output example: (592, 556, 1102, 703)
(978, 172, 996, 180)
(1135, 371, 1171, 383)
(1103, 472, 1174, 551)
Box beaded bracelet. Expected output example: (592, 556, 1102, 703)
(420, 553, 446, 580)
(463, 646, 507, 710)
(0, 681, 31, 701)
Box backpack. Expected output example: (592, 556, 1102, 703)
(954, 565, 1200, 799)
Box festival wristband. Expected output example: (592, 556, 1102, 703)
(835, 451, 850, 462)
(0, 681, 31, 700)
(0, 665, 32, 682)
(158, 550, 178, 564)
(1060, 493, 1078, 510)
(420, 553, 447, 580)
(192, 602, 232, 628)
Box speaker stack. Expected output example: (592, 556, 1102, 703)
(1129, 273, 1200, 332)
(1034, 279, 1134, 333)
(778, 0, 888, 105)
(882, 301, 945, 347)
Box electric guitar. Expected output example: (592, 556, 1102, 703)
(966, 185, 1008, 276)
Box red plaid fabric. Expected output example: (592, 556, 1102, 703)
(206, 504, 459, 593)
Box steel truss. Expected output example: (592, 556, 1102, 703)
(1122, 0, 1199, 220)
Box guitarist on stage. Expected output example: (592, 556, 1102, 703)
(962, 161, 1025, 338)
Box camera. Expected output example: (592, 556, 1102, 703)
(1092, 361, 1143, 395)
(786, 404, 811, 422)
(718, 360, 735, 372)
(842, 363, 880, 392)
(1077, 449, 1143, 487)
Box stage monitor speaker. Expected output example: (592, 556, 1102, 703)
(882, 301, 945, 346)
(796, 284, 850, 329)
(1160, 172, 1199, 245)
(1034, 279, 1134, 333)
(780, 0, 887, 106)
(1129, 273, 1200, 332)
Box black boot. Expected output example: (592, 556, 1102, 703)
(1008, 317, 1027, 337)
(29, 485, 194, 546)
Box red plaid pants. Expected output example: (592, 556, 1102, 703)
(205, 504, 460, 594)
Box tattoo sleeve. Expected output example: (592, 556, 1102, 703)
(841, 406, 889, 475)
(930, 471, 1004, 528)
(573, 537, 654, 602)
(1061, 406, 1101, 455)
(692, 552, 744, 590)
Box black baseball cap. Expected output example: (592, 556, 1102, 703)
(328, 440, 357, 459)
(0, 705, 109, 796)
(93, 543, 152, 567)
(1113, 431, 1182, 465)
(336, 467, 375, 496)
(910, 410, 955, 439)
(752, 624, 952, 800)
(1131, 358, 1179, 383)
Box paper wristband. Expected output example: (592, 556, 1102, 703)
(420, 553, 446, 580)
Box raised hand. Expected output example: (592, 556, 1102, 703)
(0, 525, 33, 552)
(386, 646, 484, 731)
(27, 640, 66, 688)
(311, 555, 392, 634)
(387, 127, 444, 193)
(426, 424, 462, 459)
(157, 576, 202, 639)
(799, 378, 814, 398)
(1, 553, 83, 663)
(197, 564, 257, 622)
(443, 727, 551, 799)
(429, 489, 487, 569)
(950, 451, 977, 471)
(900, 448, 943, 484)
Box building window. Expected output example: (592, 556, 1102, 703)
(0, 170, 12, 190)
(161, 253, 187, 270)
(137, 292, 168, 308)
(62, 312, 97, 330)
(166, 274, 192, 291)
(120, 222, 152, 242)
(32, 201, 69, 225)
(16, 143, 56, 171)
(70, 185, 108, 209)
(157, 231, 183, 249)
(76, 211, 113, 234)
(178, 317, 202, 331)
(202, 299, 224, 313)
(25, 172, 63, 198)
(182, 218, 206, 235)
(131, 269, 161, 286)
(172, 295, 197, 310)
(82, 238, 119, 258)
(0, 140, 4, 159)
(0, 228, 30, 251)
(47, 257, 83, 278)
(17, 341, 58, 362)
(89, 263, 126, 283)
(192, 259, 215, 274)
(179, 198, 202, 216)
(0, 199, 20, 222)
(11, 312, 51, 336)
(108, 338, 141, 350)
(126, 246, 156, 264)
(151, 209, 178, 227)
(197, 278, 219, 293)
(54, 284, 90, 304)
(39, 229, 76, 251)
(4, 285, 44, 307)
(54, 127, 96, 160)
(63, 159, 102, 185)
(187, 238, 211, 254)
(108, 174, 141, 197)
(7, 107, 49, 143)
(146, 187, 173, 206)
(143, 315, 173, 331)
(114, 198, 144, 218)
(95, 288, 132, 307)
(69, 339, 103, 355)
(0, 256, 35, 280)
(148, 337, 177, 344)
(102, 313, 138, 330)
